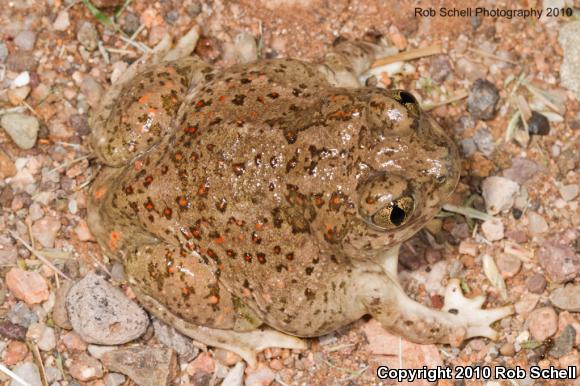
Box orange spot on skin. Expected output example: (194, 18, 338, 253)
(219, 95, 226, 102)
(331, 196, 341, 205)
(276, 281, 285, 289)
(147, 107, 157, 116)
(242, 288, 251, 297)
(178, 197, 189, 207)
(238, 234, 245, 241)
(255, 222, 264, 231)
(214, 235, 225, 244)
(250, 111, 258, 119)
(138, 94, 150, 104)
(167, 266, 175, 274)
(93, 187, 107, 200)
(134, 160, 144, 171)
(108, 231, 120, 251)
(209, 295, 219, 304)
(182, 287, 190, 295)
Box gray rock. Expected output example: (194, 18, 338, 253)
(430, 55, 452, 83)
(503, 157, 543, 185)
(53, 10, 70, 31)
(523, 111, 550, 136)
(481, 176, 520, 215)
(549, 325, 575, 358)
(153, 319, 199, 361)
(10, 362, 42, 386)
(222, 362, 245, 386)
(559, 184, 578, 202)
(44, 366, 62, 383)
(558, 21, 580, 98)
(460, 138, 477, 156)
(0, 41, 7, 62)
(527, 211, 548, 235)
(1, 113, 39, 149)
(538, 241, 579, 283)
(101, 346, 177, 386)
(53, 280, 73, 329)
(105, 373, 126, 386)
(14, 30, 36, 50)
(467, 79, 499, 120)
(66, 272, 149, 345)
(77, 22, 99, 52)
(473, 126, 495, 156)
(550, 284, 580, 312)
(8, 301, 38, 328)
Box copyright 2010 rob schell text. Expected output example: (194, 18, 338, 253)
(376, 365, 577, 382)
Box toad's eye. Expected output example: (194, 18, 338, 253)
(371, 196, 415, 229)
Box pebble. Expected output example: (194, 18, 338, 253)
(14, 30, 36, 50)
(45, 366, 62, 383)
(559, 184, 578, 202)
(153, 319, 199, 361)
(481, 218, 504, 241)
(6, 51, 37, 72)
(213, 348, 242, 366)
(7, 301, 38, 328)
(526, 273, 547, 294)
(460, 138, 477, 157)
(549, 325, 575, 358)
(66, 272, 149, 345)
(550, 284, 580, 312)
(527, 211, 548, 235)
(233, 32, 258, 64)
(458, 239, 478, 256)
(6, 268, 49, 305)
(0, 41, 7, 62)
(473, 126, 496, 156)
(27, 323, 56, 351)
(537, 241, 579, 283)
(60, 331, 88, 352)
(0, 148, 16, 178)
(53, 10, 70, 31)
(2, 340, 29, 365)
(12, 71, 30, 88)
(503, 157, 543, 185)
(8, 86, 31, 105)
(121, 12, 140, 35)
(77, 22, 99, 52)
(499, 342, 515, 357)
(69, 353, 104, 381)
(496, 253, 521, 278)
(31, 216, 61, 248)
(102, 346, 177, 386)
(528, 307, 558, 341)
(481, 176, 519, 215)
(186, 352, 215, 381)
(87, 344, 116, 359)
(52, 280, 73, 329)
(467, 79, 500, 120)
(221, 361, 245, 386)
(523, 111, 550, 136)
(0, 321, 27, 340)
(515, 293, 540, 316)
(9, 362, 42, 386)
(80, 75, 103, 108)
(0, 113, 39, 149)
(430, 55, 452, 83)
(245, 362, 276, 386)
(74, 220, 94, 241)
(558, 21, 580, 98)
(455, 58, 487, 81)
(104, 373, 126, 386)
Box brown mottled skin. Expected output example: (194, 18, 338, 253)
(88, 35, 512, 362)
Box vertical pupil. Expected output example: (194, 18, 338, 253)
(390, 204, 406, 226)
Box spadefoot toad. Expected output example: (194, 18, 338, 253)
(88, 27, 513, 365)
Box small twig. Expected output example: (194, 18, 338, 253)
(120, 35, 150, 53)
(442, 204, 494, 222)
(88, 251, 112, 277)
(467, 47, 518, 65)
(30, 342, 48, 386)
(0, 363, 31, 386)
(9, 231, 71, 280)
(324, 343, 355, 353)
(22, 100, 40, 118)
(47, 155, 90, 175)
(423, 91, 468, 111)
(371, 44, 443, 68)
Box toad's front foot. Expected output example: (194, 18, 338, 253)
(364, 273, 514, 345)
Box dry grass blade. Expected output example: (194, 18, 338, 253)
(9, 231, 71, 280)
(371, 44, 443, 68)
(0, 363, 31, 386)
(47, 154, 90, 175)
(482, 254, 508, 301)
(423, 91, 468, 111)
(441, 204, 494, 221)
(467, 47, 518, 65)
(30, 342, 48, 386)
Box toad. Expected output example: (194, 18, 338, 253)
(87, 27, 513, 365)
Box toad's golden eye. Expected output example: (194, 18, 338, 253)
(371, 196, 415, 229)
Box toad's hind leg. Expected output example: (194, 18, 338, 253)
(125, 243, 306, 367)
(318, 38, 394, 87)
(134, 287, 307, 368)
(90, 26, 212, 166)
